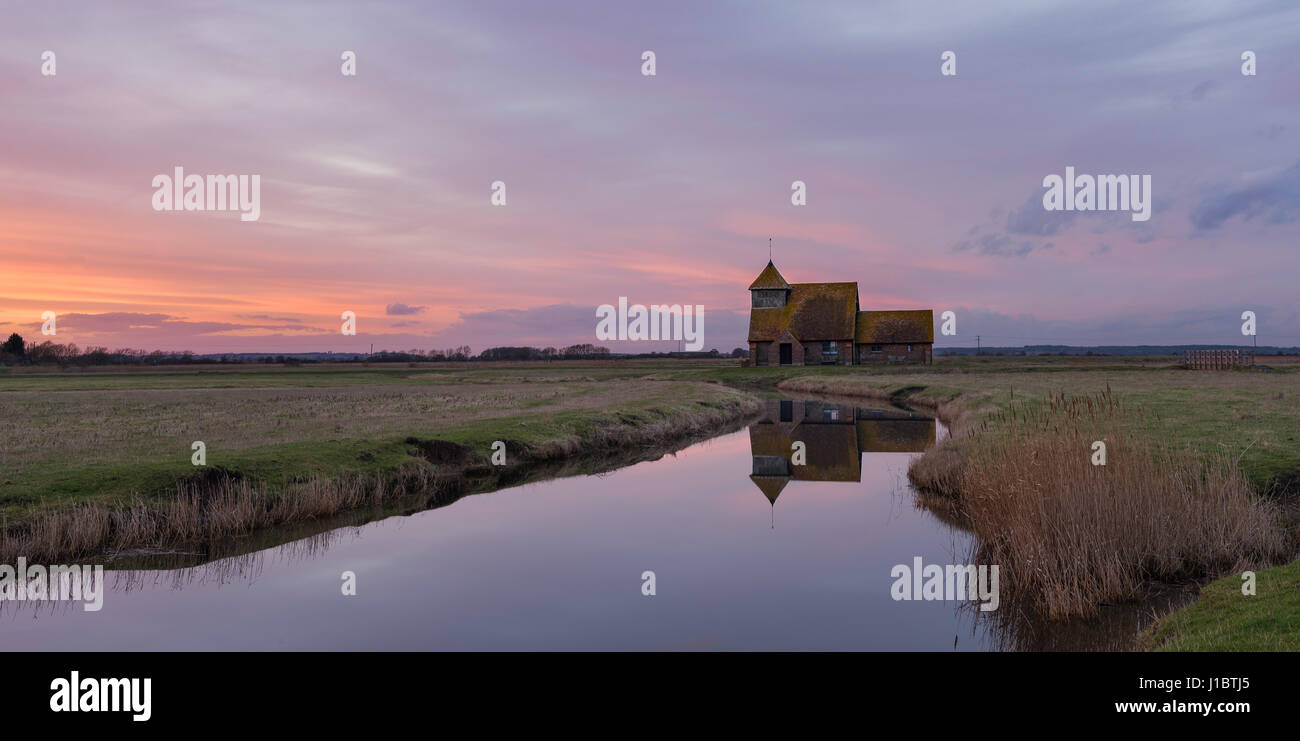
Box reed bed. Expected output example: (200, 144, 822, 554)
(915, 387, 1291, 619)
(0, 462, 440, 564)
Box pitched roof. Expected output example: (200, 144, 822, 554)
(855, 310, 934, 344)
(748, 261, 791, 290)
(749, 475, 789, 504)
(748, 282, 859, 342)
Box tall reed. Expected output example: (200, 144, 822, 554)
(916, 387, 1291, 619)
(0, 462, 440, 564)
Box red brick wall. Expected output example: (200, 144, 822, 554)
(753, 340, 863, 366)
(798, 340, 854, 365)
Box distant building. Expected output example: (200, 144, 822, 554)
(746, 260, 933, 366)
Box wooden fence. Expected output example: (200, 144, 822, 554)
(1183, 349, 1254, 370)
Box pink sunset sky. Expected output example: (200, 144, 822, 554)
(2, 0, 1298, 354)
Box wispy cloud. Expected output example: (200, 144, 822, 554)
(385, 302, 426, 316)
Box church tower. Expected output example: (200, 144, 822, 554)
(748, 260, 790, 308)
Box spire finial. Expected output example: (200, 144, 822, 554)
(769, 237, 772, 261)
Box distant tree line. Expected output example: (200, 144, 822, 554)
(1, 334, 207, 366)
(366, 346, 474, 362)
(0, 333, 749, 366)
(477, 344, 611, 361)
(474, 345, 748, 361)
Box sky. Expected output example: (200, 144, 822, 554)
(2, 0, 1298, 353)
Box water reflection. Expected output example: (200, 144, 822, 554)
(749, 398, 935, 532)
(0, 397, 1191, 651)
(747, 397, 1194, 650)
(750, 399, 936, 505)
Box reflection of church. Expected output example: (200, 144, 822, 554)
(749, 399, 936, 508)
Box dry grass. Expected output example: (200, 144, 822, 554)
(918, 388, 1292, 619)
(0, 462, 440, 564)
(0, 381, 677, 470)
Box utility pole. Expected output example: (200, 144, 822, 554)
(976, 335, 981, 356)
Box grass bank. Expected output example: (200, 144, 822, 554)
(1143, 560, 1300, 651)
(0, 370, 759, 563)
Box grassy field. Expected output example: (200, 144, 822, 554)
(5, 354, 1298, 513)
(0, 363, 756, 529)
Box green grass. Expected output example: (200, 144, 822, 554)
(1147, 561, 1300, 651)
(0, 366, 753, 523)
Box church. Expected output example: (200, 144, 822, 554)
(746, 260, 933, 366)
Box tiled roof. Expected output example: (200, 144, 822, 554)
(749, 422, 861, 482)
(855, 310, 934, 344)
(748, 282, 859, 342)
(748, 260, 791, 290)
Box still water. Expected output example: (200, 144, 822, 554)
(0, 398, 1176, 651)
